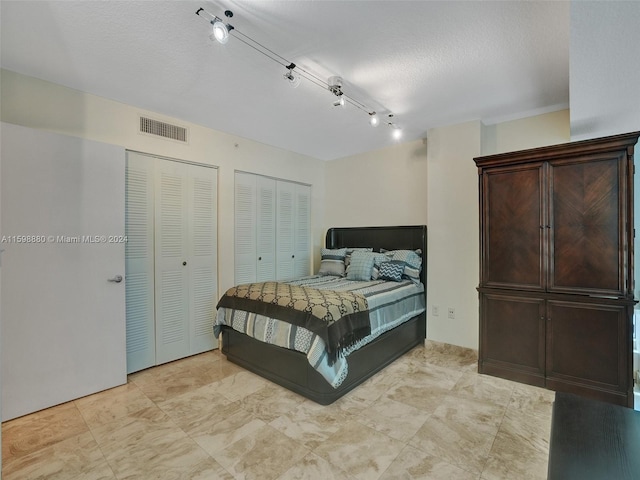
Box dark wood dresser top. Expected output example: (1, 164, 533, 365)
(548, 392, 640, 479)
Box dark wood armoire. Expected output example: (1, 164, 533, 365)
(475, 131, 640, 407)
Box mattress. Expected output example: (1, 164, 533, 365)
(215, 275, 425, 388)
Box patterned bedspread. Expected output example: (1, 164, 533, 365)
(215, 275, 426, 388)
(216, 281, 370, 365)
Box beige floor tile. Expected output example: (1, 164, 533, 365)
(212, 424, 310, 480)
(409, 413, 495, 475)
(190, 407, 266, 456)
(314, 420, 406, 480)
(451, 372, 516, 407)
(357, 396, 430, 441)
(74, 381, 156, 429)
(1, 431, 115, 480)
(379, 445, 480, 480)
(2, 401, 88, 467)
(508, 383, 556, 419)
(278, 452, 356, 480)
(269, 399, 356, 450)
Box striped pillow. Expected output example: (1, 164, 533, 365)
(317, 248, 347, 276)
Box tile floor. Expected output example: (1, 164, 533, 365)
(2, 340, 555, 479)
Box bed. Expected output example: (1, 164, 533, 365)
(215, 225, 427, 404)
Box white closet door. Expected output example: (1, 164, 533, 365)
(294, 184, 311, 278)
(188, 164, 218, 354)
(125, 152, 156, 373)
(256, 176, 276, 281)
(276, 181, 296, 280)
(1, 123, 126, 420)
(234, 172, 257, 284)
(155, 160, 190, 365)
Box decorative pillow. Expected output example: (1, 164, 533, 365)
(381, 249, 423, 283)
(346, 250, 377, 281)
(344, 247, 373, 268)
(378, 261, 405, 282)
(370, 252, 393, 279)
(317, 248, 347, 276)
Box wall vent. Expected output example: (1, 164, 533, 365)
(139, 116, 188, 143)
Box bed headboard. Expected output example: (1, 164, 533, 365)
(325, 225, 428, 286)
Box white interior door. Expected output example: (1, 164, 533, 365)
(276, 181, 295, 280)
(125, 152, 156, 373)
(155, 160, 190, 365)
(235, 172, 257, 284)
(187, 164, 218, 354)
(256, 176, 276, 281)
(1, 123, 126, 421)
(294, 184, 311, 278)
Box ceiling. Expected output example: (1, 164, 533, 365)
(0, 1, 570, 161)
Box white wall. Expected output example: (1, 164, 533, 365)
(0, 69, 326, 295)
(323, 138, 428, 229)
(569, 1, 640, 140)
(425, 121, 482, 349)
(482, 109, 570, 155)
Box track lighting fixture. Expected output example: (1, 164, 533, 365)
(196, 7, 402, 140)
(211, 19, 230, 44)
(283, 63, 301, 88)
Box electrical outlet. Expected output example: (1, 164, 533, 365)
(432, 305, 439, 316)
(447, 307, 455, 319)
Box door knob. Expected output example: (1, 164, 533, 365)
(108, 275, 123, 283)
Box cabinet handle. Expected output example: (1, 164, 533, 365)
(183, 261, 187, 266)
(292, 255, 295, 258)
(258, 257, 262, 261)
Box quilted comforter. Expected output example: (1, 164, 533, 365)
(215, 275, 425, 388)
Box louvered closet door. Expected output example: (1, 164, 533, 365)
(125, 152, 156, 373)
(256, 176, 276, 281)
(276, 181, 296, 280)
(187, 164, 218, 354)
(294, 184, 311, 278)
(155, 160, 190, 365)
(234, 172, 257, 284)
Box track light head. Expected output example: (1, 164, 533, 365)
(284, 63, 301, 88)
(369, 112, 379, 127)
(328, 76, 343, 97)
(211, 18, 231, 44)
(332, 96, 345, 108)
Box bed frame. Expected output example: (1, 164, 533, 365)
(220, 225, 427, 405)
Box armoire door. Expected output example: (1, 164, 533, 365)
(546, 299, 631, 405)
(548, 155, 626, 296)
(481, 162, 545, 291)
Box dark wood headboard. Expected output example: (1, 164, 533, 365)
(325, 225, 428, 286)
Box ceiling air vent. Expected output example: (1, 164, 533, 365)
(139, 116, 188, 143)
